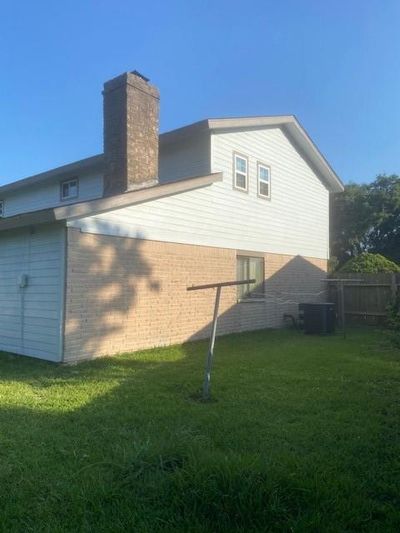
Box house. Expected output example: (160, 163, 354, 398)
(0, 71, 344, 362)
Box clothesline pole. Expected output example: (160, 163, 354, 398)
(187, 279, 255, 400)
(203, 285, 221, 399)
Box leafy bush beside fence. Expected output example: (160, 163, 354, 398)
(338, 253, 400, 274)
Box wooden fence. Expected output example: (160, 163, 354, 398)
(328, 273, 400, 325)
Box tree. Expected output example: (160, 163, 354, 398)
(367, 175, 400, 263)
(330, 182, 371, 265)
(331, 174, 400, 267)
(338, 252, 400, 273)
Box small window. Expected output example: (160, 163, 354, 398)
(0, 200, 4, 217)
(233, 153, 248, 191)
(60, 178, 79, 201)
(258, 163, 271, 199)
(237, 255, 265, 300)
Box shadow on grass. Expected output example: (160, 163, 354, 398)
(0, 329, 400, 531)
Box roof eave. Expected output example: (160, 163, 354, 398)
(159, 119, 210, 145)
(208, 116, 344, 192)
(160, 115, 343, 192)
(207, 115, 294, 131)
(0, 172, 223, 232)
(0, 154, 104, 195)
(282, 118, 344, 193)
(0, 115, 344, 196)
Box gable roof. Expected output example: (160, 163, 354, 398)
(0, 173, 222, 232)
(160, 116, 344, 193)
(0, 115, 343, 196)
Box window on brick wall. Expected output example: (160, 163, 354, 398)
(237, 255, 265, 300)
(0, 200, 4, 217)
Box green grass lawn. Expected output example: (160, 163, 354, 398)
(0, 328, 400, 532)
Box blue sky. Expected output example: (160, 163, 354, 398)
(1, 0, 399, 186)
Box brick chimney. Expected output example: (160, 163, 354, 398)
(103, 71, 159, 196)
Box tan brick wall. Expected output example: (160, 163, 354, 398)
(63, 228, 327, 362)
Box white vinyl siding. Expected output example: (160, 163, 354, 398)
(2, 173, 103, 217)
(0, 224, 65, 361)
(159, 133, 210, 182)
(68, 127, 330, 260)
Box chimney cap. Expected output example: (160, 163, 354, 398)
(130, 70, 150, 83)
(103, 71, 159, 98)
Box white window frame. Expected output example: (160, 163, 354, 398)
(60, 178, 79, 201)
(236, 254, 265, 300)
(233, 152, 249, 192)
(257, 162, 271, 199)
(0, 200, 4, 217)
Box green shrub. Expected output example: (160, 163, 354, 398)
(339, 253, 400, 274)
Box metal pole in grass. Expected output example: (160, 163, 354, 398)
(204, 285, 221, 399)
(187, 279, 255, 400)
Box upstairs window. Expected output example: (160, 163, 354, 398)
(237, 255, 265, 300)
(61, 178, 79, 201)
(258, 163, 271, 199)
(0, 200, 3, 217)
(233, 153, 248, 191)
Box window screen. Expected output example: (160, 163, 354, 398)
(237, 255, 265, 299)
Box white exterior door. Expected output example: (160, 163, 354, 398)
(0, 224, 65, 362)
